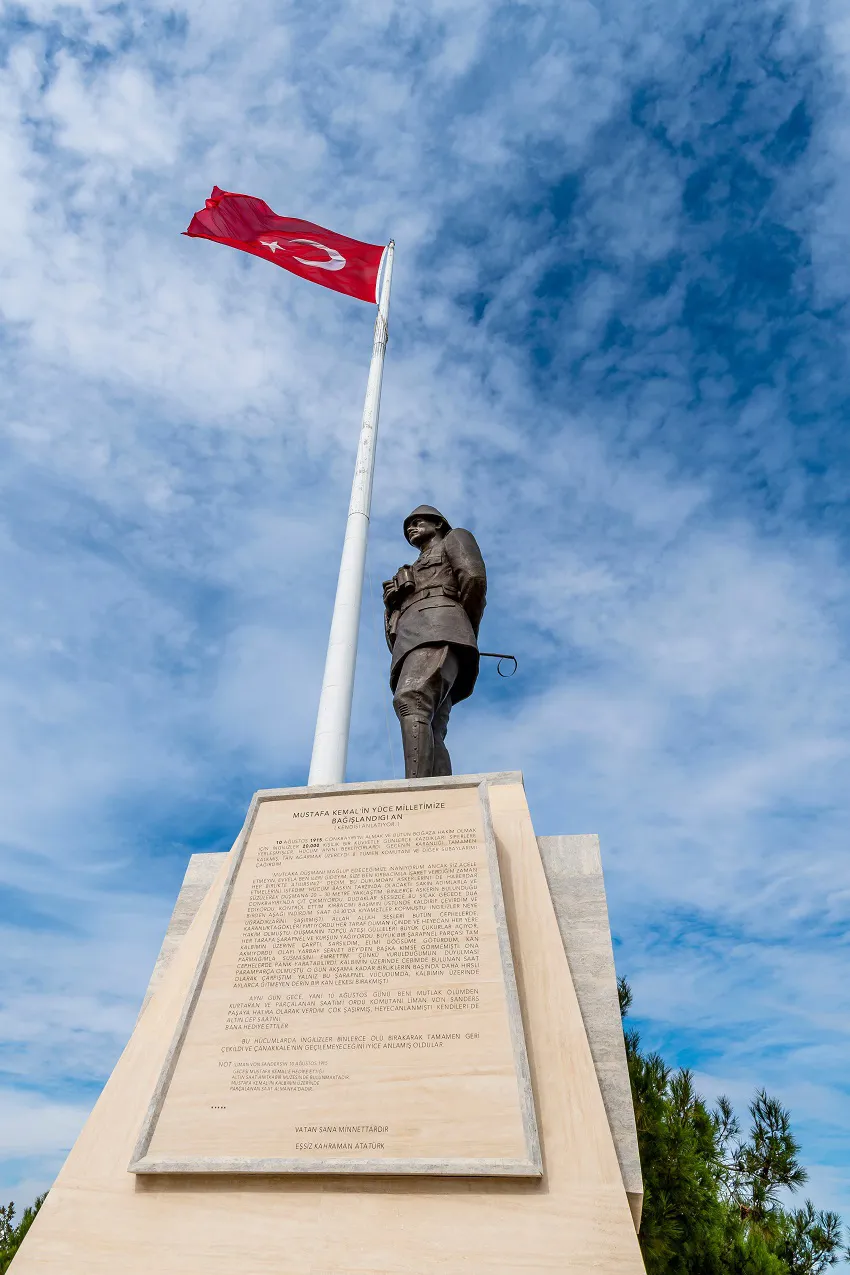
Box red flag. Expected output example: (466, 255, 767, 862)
(184, 187, 386, 304)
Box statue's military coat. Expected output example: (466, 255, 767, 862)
(388, 527, 487, 703)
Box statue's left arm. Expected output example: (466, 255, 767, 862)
(445, 529, 487, 636)
(382, 578, 399, 651)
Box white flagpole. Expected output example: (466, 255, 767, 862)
(308, 240, 395, 786)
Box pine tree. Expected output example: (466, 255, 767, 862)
(0, 1195, 45, 1273)
(618, 977, 849, 1275)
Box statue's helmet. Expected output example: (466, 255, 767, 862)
(403, 504, 452, 545)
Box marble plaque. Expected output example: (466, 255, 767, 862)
(130, 779, 540, 1176)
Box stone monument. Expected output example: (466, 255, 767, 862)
(10, 771, 645, 1273)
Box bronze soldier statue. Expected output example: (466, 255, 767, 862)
(383, 505, 487, 778)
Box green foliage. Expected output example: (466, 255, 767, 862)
(618, 979, 849, 1275)
(0, 1194, 46, 1273)
(775, 1203, 847, 1275)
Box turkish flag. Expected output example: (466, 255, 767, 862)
(184, 187, 386, 304)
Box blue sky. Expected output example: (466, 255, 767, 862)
(0, 0, 848, 1221)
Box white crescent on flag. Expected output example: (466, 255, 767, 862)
(288, 238, 346, 271)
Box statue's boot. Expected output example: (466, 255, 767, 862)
(432, 736, 452, 776)
(400, 714, 434, 779)
(432, 696, 452, 776)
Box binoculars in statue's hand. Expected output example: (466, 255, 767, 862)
(382, 565, 416, 610)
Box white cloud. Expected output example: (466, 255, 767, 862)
(0, 1090, 91, 1157)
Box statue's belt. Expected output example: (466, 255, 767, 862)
(398, 584, 459, 615)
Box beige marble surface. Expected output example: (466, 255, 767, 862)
(538, 834, 642, 1227)
(142, 852, 227, 1012)
(10, 774, 645, 1275)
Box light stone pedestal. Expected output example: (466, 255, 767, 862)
(10, 772, 644, 1273)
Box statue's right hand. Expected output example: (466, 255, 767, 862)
(382, 578, 396, 605)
